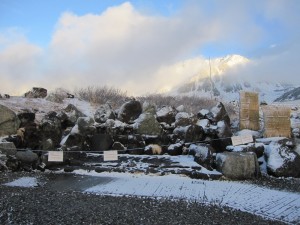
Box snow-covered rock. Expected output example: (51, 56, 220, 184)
(156, 106, 177, 125)
(188, 144, 214, 170)
(94, 103, 115, 123)
(265, 140, 300, 178)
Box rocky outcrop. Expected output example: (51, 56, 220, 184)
(24, 87, 47, 98)
(0, 104, 20, 136)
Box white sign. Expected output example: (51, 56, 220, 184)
(48, 151, 64, 162)
(231, 135, 253, 146)
(103, 150, 118, 161)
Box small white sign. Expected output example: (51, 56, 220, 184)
(242, 135, 253, 144)
(231, 135, 253, 146)
(231, 136, 244, 146)
(103, 150, 118, 161)
(48, 151, 64, 162)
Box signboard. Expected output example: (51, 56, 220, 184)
(231, 135, 254, 146)
(103, 150, 118, 161)
(262, 106, 291, 138)
(48, 151, 64, 162)
(239, 92, 259, 131)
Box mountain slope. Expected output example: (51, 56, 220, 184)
(275, 87, 300, 102)
(171, 55, 294, 103)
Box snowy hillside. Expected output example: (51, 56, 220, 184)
(169, 55, 295, 103)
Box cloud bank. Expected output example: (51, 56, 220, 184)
(0, 1, 299, 96)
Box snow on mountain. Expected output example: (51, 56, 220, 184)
(169, 55, 295, 103)
(274, 86, 300, 102)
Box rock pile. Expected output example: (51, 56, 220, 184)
(0, 94, 300, 180)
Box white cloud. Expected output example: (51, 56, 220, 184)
(0, 1, 299, 96)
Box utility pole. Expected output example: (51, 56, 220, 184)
(209, 56, 213, 100)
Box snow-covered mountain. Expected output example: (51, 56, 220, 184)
(274, 87, 300, 102)
(170, 55, 295, 103)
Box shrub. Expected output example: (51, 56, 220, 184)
(46, 88, 69, 103)
(74, 86, 127, 108)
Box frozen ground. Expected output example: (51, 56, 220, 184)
(2, 171, 300, 224)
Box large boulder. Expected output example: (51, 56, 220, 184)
(77, 117, 96, 135)
(16, 150, 38, 163)
(23, 122, 40, 149)
(156, 106, 177, 125)
(17, 111, 35, 127)
(210, 120, 233, 152)
(167, 142, 183, 155)
(90, 133, 114, 151)
(174, 112, 195, 127)
(173, 125, 204, 143)
(216, 152, 260, 180)
(24, 87, 47, 98)
(0, 142, 17, 155)
(62, 104, 86, 127)
(0, 104, 20, 136)
(94, 104, 115, 123)
(133, 113, 162, 135)
(265, 139, 300, 178)
(207, 102, 231, 126)
(118, 100, 142, 123)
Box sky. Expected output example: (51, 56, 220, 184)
(0, 0, 299, 96)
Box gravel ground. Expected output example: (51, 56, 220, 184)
(0, 171, 292, 225)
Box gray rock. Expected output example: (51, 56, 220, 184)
(77, 117, 96, 135)
(175, 112, 195, 127)
(0, 104, 20, 136)
(118, 100, 142, 123)
(216, 152, 260, 180)
(16, 150, 38, 164)
(40, 112, 62, 147)
(63, 104, 86, 127)
(173, 125, 204, 143)
(94, 104, 115, 123)
(90, 133, 113, 151)
(265, 140, 300, 178)
(167, 142, 183, 156)
(112, 142, 126, 150)
(156, 106, 177, 125)
(17, 111, 35, 127)
(207, 102, 230, 126)
(188, 144, 215, 170)
(0, 142, 17, 155)
(24, 87, 47, 98)
(133, 113, 162, 135)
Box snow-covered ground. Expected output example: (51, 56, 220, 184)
(4, 171, 299, 224)
(0, 96, 97, 122)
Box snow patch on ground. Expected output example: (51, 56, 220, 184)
(4, 177, 38, 188)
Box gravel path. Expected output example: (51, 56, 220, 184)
(0, 171, 294, 224)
